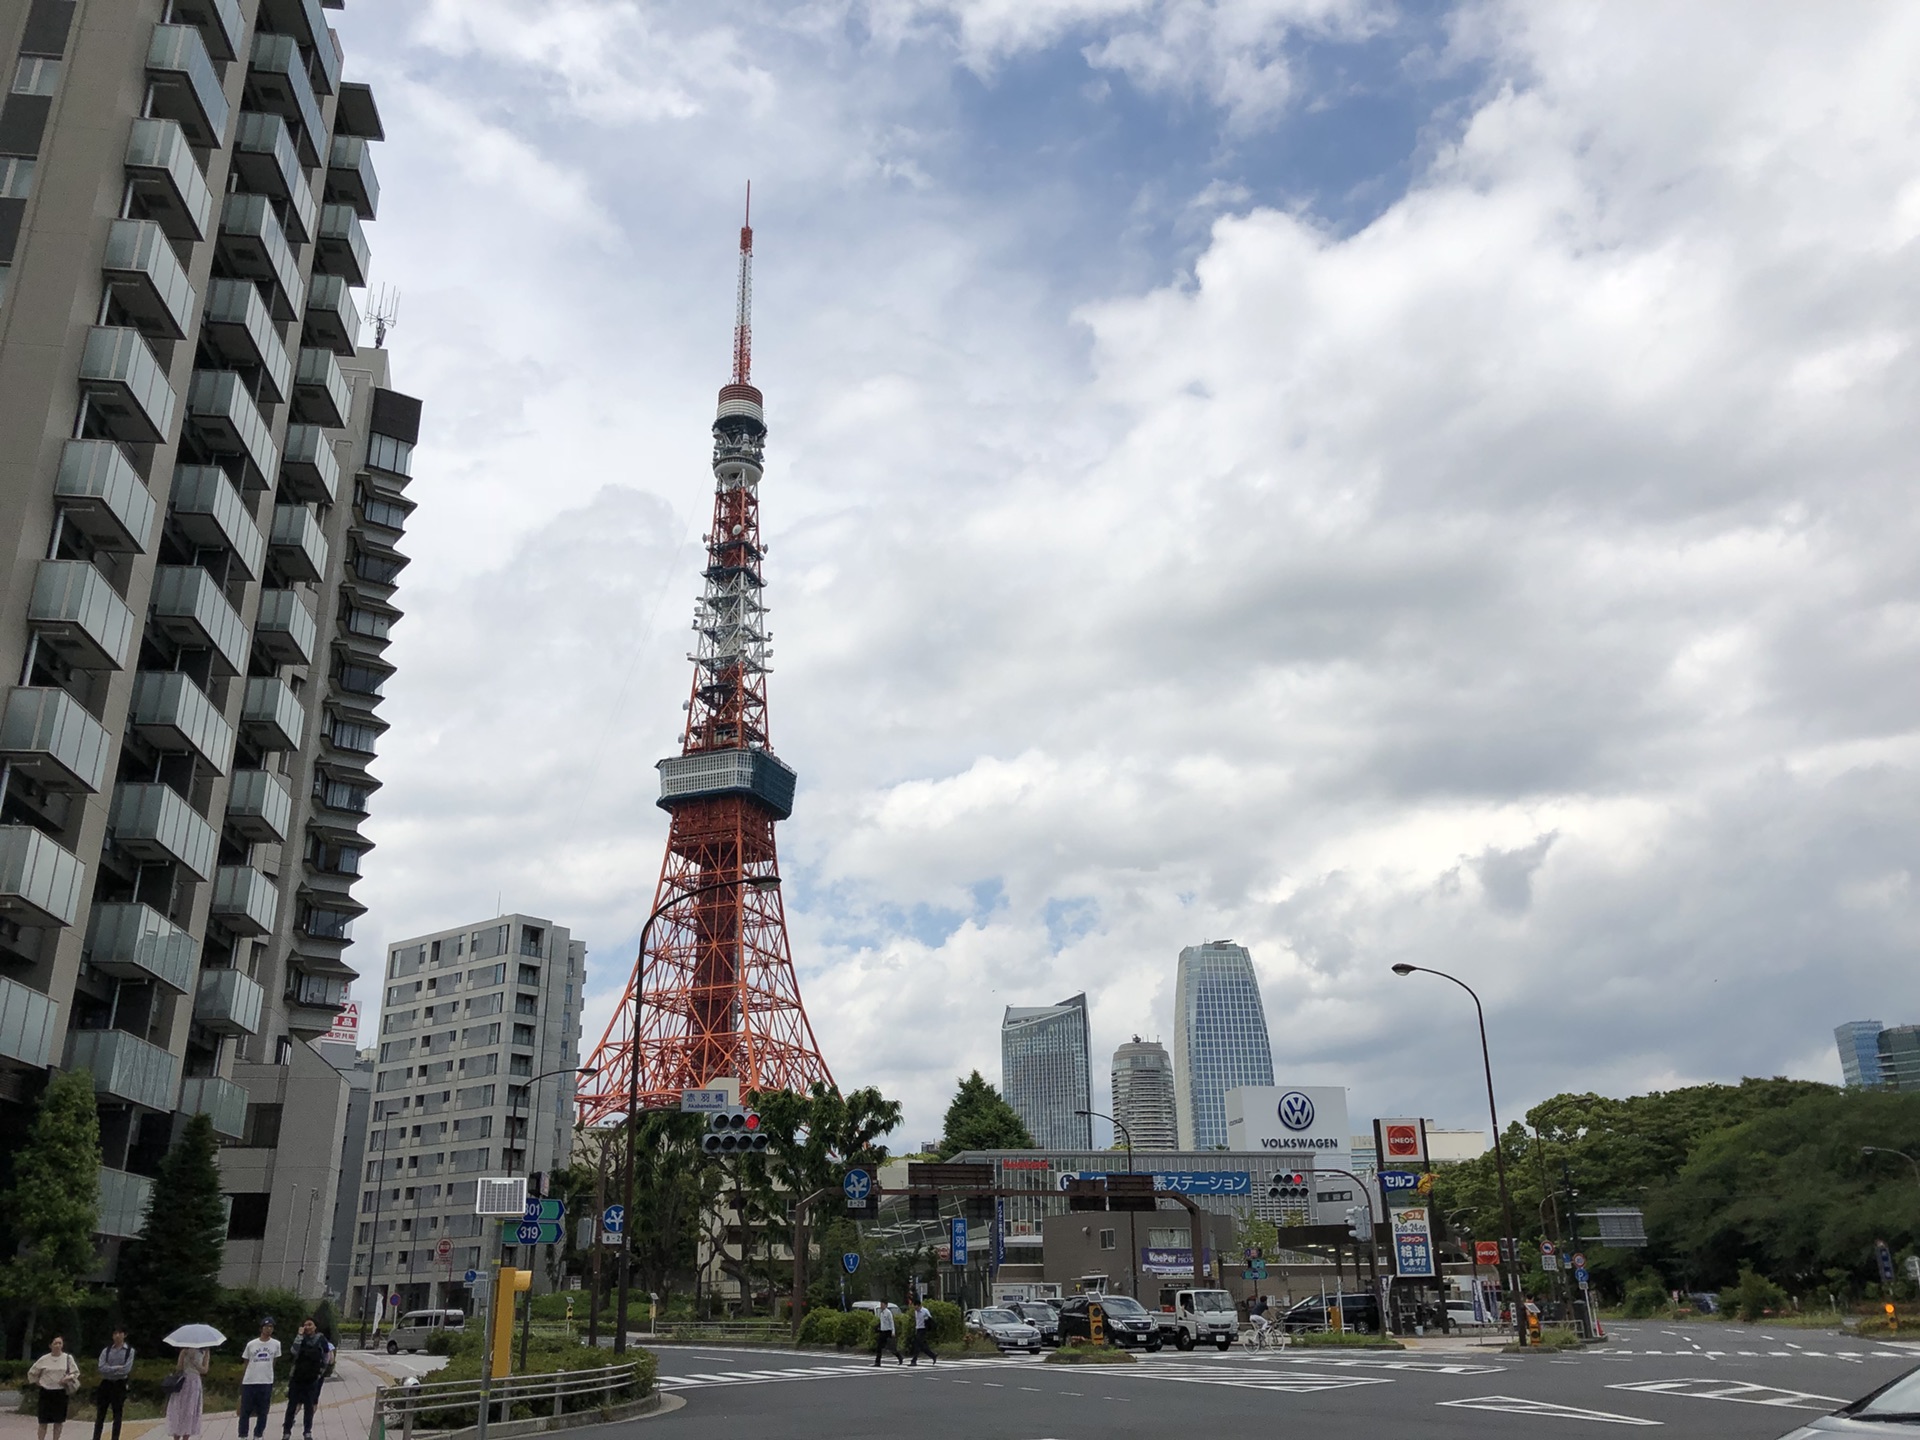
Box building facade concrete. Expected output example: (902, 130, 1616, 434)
(347, 913, 585, 1320)
(1110, 1035, 1176, 1150)
(0, 0, 412, 1282)
(1172, 941, 1274, 1151)
(1001, 993, 1091, 1151)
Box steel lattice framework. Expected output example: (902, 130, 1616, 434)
(577, 195, 833, 1123)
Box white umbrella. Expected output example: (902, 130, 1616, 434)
(162, 1325, 225, 1348)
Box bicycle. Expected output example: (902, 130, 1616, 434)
(1240, 1322, 1285, 1352)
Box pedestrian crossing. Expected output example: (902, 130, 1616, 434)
(655, 1356, 1035, 1391)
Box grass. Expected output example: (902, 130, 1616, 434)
(1043, 1341, 1137, 1366)
(1287, 1330, 1406, 1350)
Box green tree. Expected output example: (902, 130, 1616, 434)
(618, 1112, 716, 1302)
(1, 1069, 102, 1358)
(935, 1072, 1033, 1158)
(118, 1114, 226, 1347)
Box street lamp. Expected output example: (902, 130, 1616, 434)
(1391, 963, 1528, 1346)
(1863, 1147, 1920, 1187)
(615, 872, 783, 1353)
(1077, 1109, 1136, 1298)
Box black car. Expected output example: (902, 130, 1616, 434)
(1005, 1301, 1061, 1347)
(1057, 1294, 1163, 1351)
(1281, 1293, 1381, 1334)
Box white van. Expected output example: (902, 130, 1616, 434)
(387, 1309, 465, 1354)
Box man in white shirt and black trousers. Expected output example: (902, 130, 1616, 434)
(237, 1320, 281, 1439)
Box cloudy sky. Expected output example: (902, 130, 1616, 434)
(327, 0, 1920, 1149)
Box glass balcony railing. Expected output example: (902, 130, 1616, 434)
(315, 204, 369, 287)
(195, 966, 266, 1035)
(326, 135, 379, 220)
(225, 768, 292, 843)
(201, 278, 291, 404)
(258, 0, 327, 56)
(334, 662, 387, 699)
(125, 118, 213, 242)
(179, 1074, 248, 1136)
(167, 0, 243, 61)
(0, 825, 84, 929)
(245, 33, 324, 165)
(0, 687, 112, 794)
(30, 560, 136, 671)
(186, 372, 279, 491)
(269, 504, 329, 583)
(218, 193, 303, 320)
(350, 549, 406, 588)
(313, 776, 372, 815)
(103, 218, 196, 340)
(289, 971, 349, 1010)
(53, 440, 155, 554)
(292, 347, 350, 428)
(240, 676, 305, 752)
(146, 23, 228, 147)
(211, 865, 278, 936)
(303, 275, 360, 358)
(85, 902, 195, 992)
(78, 326, 175, 444)
(108, 782, 218, 880)
(66, 1028, 180, 1112)
(149, 565, 249, 676)
(167, 464, 265, 580)
(278, 424, 340, 503)
(128, 670, 236, 774)
(0, 975, 57, 1069)
(231, 111, 315, 242)
(96, 1166, 154, 1238)
(253, 588, 316, 666)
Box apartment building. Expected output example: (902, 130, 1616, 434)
(348, 914, 586, 1318)
(0, 0, 415, 1283)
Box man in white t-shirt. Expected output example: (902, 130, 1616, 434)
(872, 1304, 901, 1366)
(237, 1320, 282, 1439)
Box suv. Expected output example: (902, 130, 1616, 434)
(1057, 1294, 1163, 1351)
(386, 1309, 465, 1354)
(1005, 1301, 1060, 1347)
(1281, 1294, 1381, 1335)
(1158, 1288, 1238, 1351)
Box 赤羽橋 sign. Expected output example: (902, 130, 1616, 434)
(1055, 1171, 1251, 1196)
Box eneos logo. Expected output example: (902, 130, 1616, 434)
(1383, 1123, 1421, 1158)
(1277, 1091, 1316, 1131)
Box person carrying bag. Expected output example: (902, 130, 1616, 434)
(27, 1336, 81, 1440)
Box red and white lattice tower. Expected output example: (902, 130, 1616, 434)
(577, 192, 834, 1123)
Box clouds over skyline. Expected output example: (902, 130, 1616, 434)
(330, 0, 1920, 1146)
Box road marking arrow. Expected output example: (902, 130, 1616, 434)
(1440, 1396, 1661, 1425)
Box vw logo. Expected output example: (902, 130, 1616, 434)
(1277, 1091, 1316, 1131)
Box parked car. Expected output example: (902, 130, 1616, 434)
(1153, 1288, 1239, 1350)
(1058, 1294, 1163, 1351)
(387, 1309, 465, 1354)
(1005, 1301, 1061, 1346)
(1280, 1294, 1381, 1335)
(968, 1307, 1043, 1354)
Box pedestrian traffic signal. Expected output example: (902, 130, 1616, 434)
(1268, 1172, 1310, 1201)
(702, 1110, 769, 1154)
(1497, 1237, 1517, 1264)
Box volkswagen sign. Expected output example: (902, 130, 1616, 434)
(1277, 1091, 1316, 1131)
(1225, 1085, 1350, 1164)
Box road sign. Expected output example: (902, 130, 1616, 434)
(1541, 1253, 1560, 1271)
(681, 1088, 729, 1113)
(464, 1268, 478, 1284)
(523, 1198, 566, 1222)
(1380, 1170, 1420, 1194)
(388, 1293, 401, 1307)
(1571, 1252, 1587, 1270)
(435, 1238, 453, 1262)
(509, 1220, 562, 1245)
(1878, 1240, 1897, 1285)
(950, 1216, 968, 1267)
(1474, 1240, 1501, 1267)
(1541, 1241, 1556, 1256)
(601, 1204, 626, 1234)
(842, 1253, 860, 1275)
(1575, 1266, 1589, 1285)
(843, 1168, 872, 1204)
(1907, 1256, 1920, 1285)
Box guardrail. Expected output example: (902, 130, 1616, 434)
(653, 1318, 788, 1342)
(375, 1362, 642, 1440)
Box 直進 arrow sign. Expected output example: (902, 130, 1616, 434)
(843, 1168, 871, 1204)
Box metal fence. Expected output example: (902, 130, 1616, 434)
(375, 1362, 644, 1440)
(653, 1318, 787, 1343)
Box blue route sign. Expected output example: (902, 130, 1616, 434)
(950, 1216, 968, 1267)
(464, 1269, 479, 1284)
(843, 1168, 872, 1204)
(601, 1204, 626, 1234)
(1575, 1266, 1590, 1285)
(842, 1253, 860, 1275)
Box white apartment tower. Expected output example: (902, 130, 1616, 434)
(1110, 1035, 1177, 1150)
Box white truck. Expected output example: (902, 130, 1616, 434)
(1154, 1287, 1240, 1351)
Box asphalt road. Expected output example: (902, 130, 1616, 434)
(591, 1322, 1920, 1439)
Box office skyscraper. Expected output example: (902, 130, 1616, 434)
(1110, 1035, 1177, 1150)
(1002, 993, 1091, 1150)
(1878, 1025, 1920, 1093)
(0, 0, 411, 1282)
(1172, 941, 1274, 1150)
(1837, 1020, 1885, 1088)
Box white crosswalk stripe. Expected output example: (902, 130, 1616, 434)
(1441, 1395, 1661, 1425)
(1609, 1378, 1846, 1410)
(656, 1356, 1032, 1391)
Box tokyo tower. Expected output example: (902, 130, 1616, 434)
(577, 194, 834, 1123)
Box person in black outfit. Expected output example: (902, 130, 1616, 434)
(281, 1319, 331, 1440)
(93, 1330, 134, 1440)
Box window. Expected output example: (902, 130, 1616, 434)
(367, 432, 414, 476)
(359, 496, 408, 531)
(336, 663, 387, 697)
(353, 550, 405, 585)
(357, 1222, 371, 1242)
(1099, 1229, 1116, 1251)
(513, 993, 538, 1016)
(511, 1024, 535, 1047)
(387, 982, 421, 1005)
(0, 157, 35, 199)
(454, 1084, 495, 1110)
(517, 964, 540, 987)
(468, 962, 506, 990)
(471, 926, 507, 961)
(518, 926, 544, 957)
(326, 716, 379, 754)
(304, 908, 355, 940)
(225, 1192, 271, 1240)
(11, 56, 60, 95)
(459, 1053, 498, 1078)
(241, 1104, 282, 1148)
(508, 1053, 532, 1078)
(316, 778, 373, 813)
(312, 840, 366, 875)
(344, 604, 395, 639)
(466, 992, 504, 1018)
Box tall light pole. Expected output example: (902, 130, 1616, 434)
(507, 1064, 597, 1369)
(1391, 963, 1528, 1346)
(1863, 1147, 1920, 1188)
(1077, 1108, 1138, 1297)
(614, 873, 782, 1353)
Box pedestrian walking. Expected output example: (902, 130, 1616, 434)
(872, 1303, 902, 1366)
(93, 1329, 135, 1440)
(27, 1336, 81, 1440)
(164, 1346, 207, 1440)
(281, 1318, 330, 1440)
(237, 1320, 281, 1439)
(905, 1301, 937, 1365)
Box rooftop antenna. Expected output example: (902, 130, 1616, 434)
(369, 284, 401, 348)
(731, 181, 752, 385)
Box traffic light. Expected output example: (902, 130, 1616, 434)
(490, 1266, 532, 1376)
(1268, 1171, 1310, 1201)
(1497, 1237, 1516, 1265)
(1346, 1206, 1369, 1241)
(702, 1110, 769, 1154)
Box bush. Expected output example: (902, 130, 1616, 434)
(797, 1308, 839, 1346)
(1623, 1280, 1670, 1319)
(211, 1288, 308, 1346)
(408, 1333, 656, 1427)
(1729, 1267, 1789, 1322)
(924, 1301, 963, 1346)
(835, 1310, 877, 1349)
(1289, 1330, 1404, 1350)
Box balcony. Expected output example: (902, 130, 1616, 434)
(128, 670, 236, 773)
(312, 774, 372, 817)
(103, 218, 196, 340)
(149, 565, 249, 676)
(315, 204, 369, 287)
(167, 0, 242, 61)
(78, 327, 175, 444)
(336, 81, 384, 141)
(0, 688, 111, 794)
(167, 464, 265, 579)
(269, 504, 328, 582)
(201, 279, 291, 404)
(124, 118, 214, 242)
(218, 194, 303, 321)
(326, 136, 379, 220)
(0, 826, 84, 929)
(225, 768, 292, 843)
(289, 970, 350, 1011)
(186, 372, 279, 491)
(278, 424, 339, 503)
(66, 1028, 180, 1112)
(253, 589, 316, 666)
(0, 976, 57, 1068)
(195, 966, 265, 1035)
(241, 676, 305, 752)
(349, 547, 406, 592)
(146, 23, 228, 148)
(211, 865, 278, 936)
(258, 0, 326, 53)
(179, 1074, 248, 1137)
(109, 782, 218, 880)
(292, 348, 350, 428)
(53, 441, 155, 553)
(245, 34, 324, 165)
(231, 111, 315, 243)
(85, 902, 195, 991)
(303, 275, 360, 358)
(29, 560, 136, 671)
(97, 1167, 154, 1238)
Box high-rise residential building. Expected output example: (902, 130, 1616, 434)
(1110, 1035, 1176, 1150)
(1837, 1020, 1886, 1088)
(1878, 1025, 1920, 1093)
(1172, 941, 1274, 1150)
(348, 913, 586, 1318)
(1002, 993, 1091, 1150)
(0, 1, 412, 1283)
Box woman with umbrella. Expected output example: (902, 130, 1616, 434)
(162, 1325, 224, 1440)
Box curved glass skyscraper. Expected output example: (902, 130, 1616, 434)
(1002, 993, 1092, 1149)
(1173, 941, 1274, 1150)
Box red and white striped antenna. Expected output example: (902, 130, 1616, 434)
(731, 182, 753, 385)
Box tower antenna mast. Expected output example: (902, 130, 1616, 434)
(732, 182, 752, 385)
